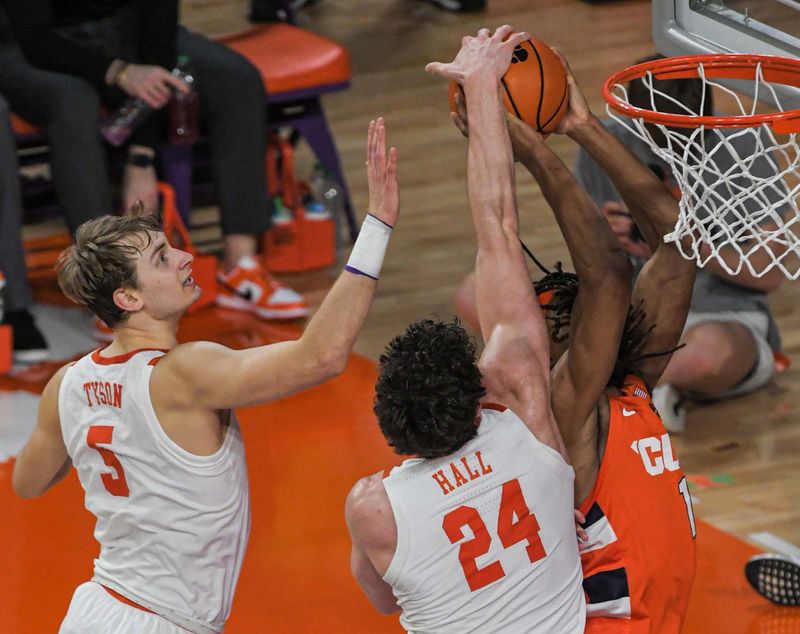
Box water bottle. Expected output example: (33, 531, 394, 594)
(307, 163, 338, 221)
(100, 95, 153, 147)
(169, 56, 200, 145)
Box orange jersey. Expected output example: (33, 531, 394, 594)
(579, 375, 697, 634)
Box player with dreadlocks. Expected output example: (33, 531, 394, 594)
(452, 50, 697, 633)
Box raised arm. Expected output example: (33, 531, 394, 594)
(507, 113, 631, 447)
(156, 119, 399, 410)
(560, 57, 696, 388)
(427, 27, 562, 455)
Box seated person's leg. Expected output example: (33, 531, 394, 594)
(662, 315, 775, 397)
(0, 50, 112, 231)
(654, 315, 773, 430)
(0, 95, 48, 362)
(176, 28, 307, 320)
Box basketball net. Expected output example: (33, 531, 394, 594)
(604, 56, 800, 279)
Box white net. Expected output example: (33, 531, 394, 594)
(606, 60, 800, 279)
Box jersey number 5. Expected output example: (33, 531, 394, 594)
(442, 478, 546, 592)
(87, 425, 130, 497)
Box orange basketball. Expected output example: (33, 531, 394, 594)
(449, 35, 569, 134)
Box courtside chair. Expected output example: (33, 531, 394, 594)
(161, 20, 358, 241)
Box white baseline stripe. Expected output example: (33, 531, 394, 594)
(749, 532, 800, 560)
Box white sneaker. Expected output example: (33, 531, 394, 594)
(216, 256, 308, 320)
(652, 384, 686, 434)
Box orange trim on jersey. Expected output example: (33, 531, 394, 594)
(102, 585, 155, 614)
(148, 355, 164, 367)
(91, 347, 170, 365)
(620, 374, 650, 400)
(481, 403, 507, 412)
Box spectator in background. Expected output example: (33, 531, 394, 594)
(0, 7, 114, 236)
(4, 0, 308, 321)
(573, 54, 787, 432)
(0, 95, 49, 363)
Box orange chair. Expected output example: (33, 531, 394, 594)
(161, 20, 358, 240)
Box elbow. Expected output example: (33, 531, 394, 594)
(317, 347, 350, 381)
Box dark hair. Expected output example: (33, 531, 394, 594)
(628, 53, 714, 148)
(534, 265, 653, 388)
(374, 319, 486, 459)
(57, 202, 163, 328)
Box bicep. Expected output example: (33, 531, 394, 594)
(631, 247, 697, 385)
(474, 239, 550, 377)
(159, 340, 331, 411)
(480, 339, 565, 457)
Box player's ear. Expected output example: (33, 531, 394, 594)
(113, 287, 143, 314)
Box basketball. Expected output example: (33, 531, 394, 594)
(449, 35, 569, 134)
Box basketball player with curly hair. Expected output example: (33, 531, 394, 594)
(345, 26, 586, 633)
(451, 51, 698, 632)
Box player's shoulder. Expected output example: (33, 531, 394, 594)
(347, 471, 390, 514)
(44, 361, 77, 394)
(346, 471, 396, 546)
(151, 340, 231, 378)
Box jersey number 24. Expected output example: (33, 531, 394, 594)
(442, 478, 546, 592)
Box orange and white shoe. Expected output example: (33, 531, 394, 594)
(216, 255, 308, 320)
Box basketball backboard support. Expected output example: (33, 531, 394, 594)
(652, 0, 800, 107)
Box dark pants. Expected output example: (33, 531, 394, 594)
(177, 29, 272, 235)
(1, 29, 271, 242)
(0, 95, 33, 311)
(0, 47, 112, 233)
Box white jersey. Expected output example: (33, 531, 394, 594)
(382, 404, 585, 634)
(59, 348, 251, 634)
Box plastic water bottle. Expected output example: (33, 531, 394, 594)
(169, 56, 200, 145)
(308, 163, 338, 221)
(100, 96, 153, 147)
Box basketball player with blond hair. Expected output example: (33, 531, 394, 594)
(452, 50, 698, 631)
(12, 118, 399, 633)
(345, 27, 585, 633)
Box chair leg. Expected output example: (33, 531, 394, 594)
(280, 101, 358, 242)
(159, 144, 194, 224)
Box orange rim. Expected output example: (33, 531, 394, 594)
(602, 54, 800, 133)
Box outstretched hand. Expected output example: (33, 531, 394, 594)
(366, 118, 399, 227)
(426, 25, 531, 85)
(552, 49, 593, 136)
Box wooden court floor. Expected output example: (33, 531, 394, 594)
(2, 0, 800, 630)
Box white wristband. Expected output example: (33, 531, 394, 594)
(345, 214, 393, 280)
